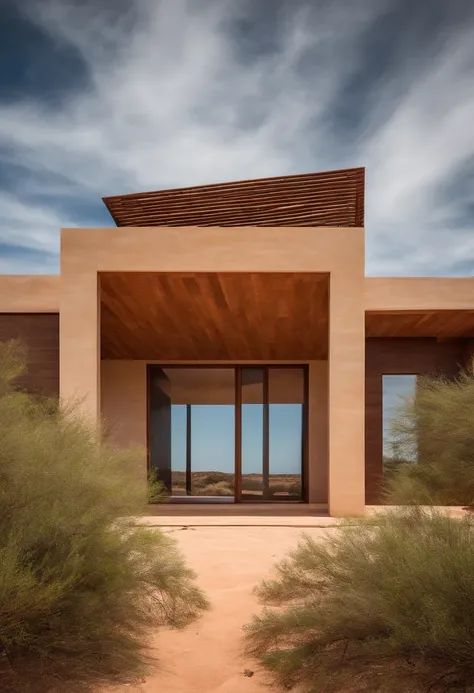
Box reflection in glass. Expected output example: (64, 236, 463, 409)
(149, 367, 172, 492)
(190, 403, 235, 496)
(164, 368, 235, 499)
(171, 405, 187, 495)
(149, 365, 306, 503)
(269, 368, 304, 500)
(382, 374, 418, 469)
(241, 368, 264, 500)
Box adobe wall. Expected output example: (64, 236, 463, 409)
(61, 226, 364, 516)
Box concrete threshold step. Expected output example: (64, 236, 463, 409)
(142, 502, 329, 517)
(135, 515, 340, 528)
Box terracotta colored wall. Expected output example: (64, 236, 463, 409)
(0, 313, 59, 396)
(365, 277, 474, 310)
(308, 361, 328, 503)
(101, 360, 147, 449)
(0, 275, 60, 312)
(365, 337, 470, 503)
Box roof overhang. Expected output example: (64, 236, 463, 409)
(366, 310, 474, 339)
(365, 278, 474, 339)
(100, 271, 329, 360)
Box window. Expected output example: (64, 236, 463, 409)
(382, 375, 418, 468)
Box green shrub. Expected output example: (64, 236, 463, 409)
(0, 341, 208, 692)
(245, 507, 474, 693)
(385, 370, 474, 507)
(147, 465, 169, 503)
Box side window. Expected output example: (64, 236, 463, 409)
(382, 375, 418, 469)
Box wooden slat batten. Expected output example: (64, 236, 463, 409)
(102, 167, 365, 229)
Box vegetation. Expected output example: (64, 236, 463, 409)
(245, 506, 474, 693)
(246, 369, 474, 691)
(384, 370, 474, 507)
(147, 465, 168, 503)
(200, 480, 234, 496)
(0, 340, 208, 693)
(171, 470, 301, 498)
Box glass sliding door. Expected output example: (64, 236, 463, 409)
(149, 367, 235, 501)
(170, 404, 187, 495)
(237, 365, 307, 502)
(190, 395, 235, 497)
(148, 367, 172, 492)
(240, 368, 265, 500)
(268, 367, 304, 500)
(149, 365, 307, 503)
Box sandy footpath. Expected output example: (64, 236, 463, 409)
(110, 525, 331, 693)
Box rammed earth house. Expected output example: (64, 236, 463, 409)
(2, 167, 474, 516)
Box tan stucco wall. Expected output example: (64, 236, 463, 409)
(365, 277, 474, 311)
(5, 238, 474, 518)
(0, 275, 60, 312)
(308, 361, 328, 504)
(61, 224, 364, 516)
(101, 359, 329, 504)
(101, 360, 147, 449)
(3, 273, 474, 316)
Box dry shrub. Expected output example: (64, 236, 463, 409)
(199, 471, 234, 487)
(245, 506, 474, 692)
(385, 370, 474, 507)
(0, 341, 208, 692)
(199, 481, 234, 496)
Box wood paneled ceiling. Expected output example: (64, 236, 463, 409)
(366, 310, 474, 338)
(100, 272, 328, 360)
(102, 167, 365, 228)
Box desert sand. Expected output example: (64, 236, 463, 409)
(111, 524, 332, 693)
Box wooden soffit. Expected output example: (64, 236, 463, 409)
(366, 310, 474, 339)
(102, 167, 364, 228)
(100, 271, 328, 360)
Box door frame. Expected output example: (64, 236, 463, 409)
(147, 364, 309, 503)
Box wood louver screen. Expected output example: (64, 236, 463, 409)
(102, 167, 365, 228)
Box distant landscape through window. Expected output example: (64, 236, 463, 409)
(382, 374, 418, 464)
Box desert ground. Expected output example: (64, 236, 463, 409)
(110, 522, 334, 693)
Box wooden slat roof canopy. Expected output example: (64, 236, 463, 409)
(102, 166, 365, 228)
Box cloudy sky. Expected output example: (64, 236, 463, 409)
(1, 0, 474, 275)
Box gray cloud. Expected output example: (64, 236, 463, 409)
(0, 0, 473, 274)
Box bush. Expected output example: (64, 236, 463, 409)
(385, 370, 474, 507)
(147, 465, 169, 503)
(199, 481, 234, 496)
(200, 471, 234, 487)
(0, 341, 208, 692)
(245, 507, 474, 693)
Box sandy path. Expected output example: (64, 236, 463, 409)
(111, 525, 331, 693)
